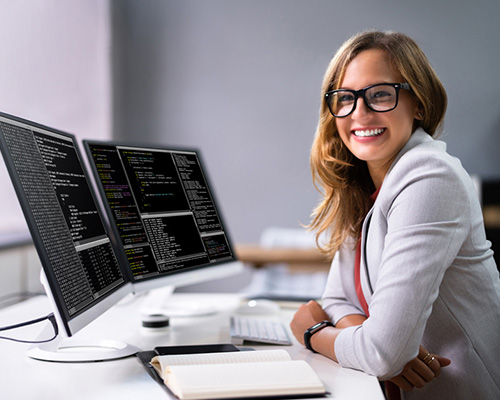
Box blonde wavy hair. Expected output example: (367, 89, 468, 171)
(310, 31, 447, 257)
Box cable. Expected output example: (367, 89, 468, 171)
(0, 313, 58, 343)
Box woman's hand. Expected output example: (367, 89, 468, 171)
(289, 300, 331, 345)
(290, 302, 451, 392)
(389, 345, 451, 392)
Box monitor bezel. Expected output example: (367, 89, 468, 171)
(82, 139, 243, 294)
(0, 112, 133, 338)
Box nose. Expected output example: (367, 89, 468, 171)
(351, 96, 372, 119)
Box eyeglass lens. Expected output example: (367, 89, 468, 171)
(327, 84, 399, 117)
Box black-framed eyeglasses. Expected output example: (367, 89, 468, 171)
(324, 83, 411, 118)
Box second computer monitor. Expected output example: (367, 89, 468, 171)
(0, 112, 135, 361)
(84, 141, 242, 293)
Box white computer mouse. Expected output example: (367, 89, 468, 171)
(236, 299, 280, 315)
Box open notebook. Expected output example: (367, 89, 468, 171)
(138, 346, 326, 400)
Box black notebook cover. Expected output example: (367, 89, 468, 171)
(136, 344, 328, 399)
(136, 344, 242, 394)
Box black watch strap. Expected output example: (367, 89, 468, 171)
(304, 320, 334, 353)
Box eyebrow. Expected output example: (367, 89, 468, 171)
(335, 81, 395, 91)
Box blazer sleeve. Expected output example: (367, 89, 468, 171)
(334, 149, 472, 379)
(322, 237, 366, 323)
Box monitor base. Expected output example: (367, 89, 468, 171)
(27, 336, 139, 363)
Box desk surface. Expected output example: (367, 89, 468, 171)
(0, 293, 384, 400)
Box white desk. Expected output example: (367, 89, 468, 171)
(0, 293, 384, 400)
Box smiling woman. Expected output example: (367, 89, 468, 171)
(290, 30, 500, 400)
(310, 31, 447, 254)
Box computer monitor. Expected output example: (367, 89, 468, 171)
(82, 140, 243, 315)
(0, 113, 244, 362)
(0, 112, 243, 362)
(0, 112, 135, 362)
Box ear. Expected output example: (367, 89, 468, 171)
(414, 104, 424, 120)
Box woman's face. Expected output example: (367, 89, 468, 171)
(335, 49, 420, 183)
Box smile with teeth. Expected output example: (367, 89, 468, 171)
(352, 128, 385, 137)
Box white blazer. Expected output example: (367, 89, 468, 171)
(322, 129, 500, 399)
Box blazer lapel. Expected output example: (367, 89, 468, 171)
(361, 207, 375, 304)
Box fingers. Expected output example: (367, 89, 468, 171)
(417, 345, 430, 359)
(290, 301, 328, 345)
(414, 358, 435, 382)
(397, 358, 433, 389)
(417, 346, 436, 378)
(391, 364, 432, 392)
(307, 300, 331, 322)
(389, 376, 414, 392)
(417, 351, 451, 378)
(391, 347, 452, 392)
(421, 352, 445, 377)
(404, 368, 428, 389)
(289, 306, 309, 344)
(435, 355, 452, 367)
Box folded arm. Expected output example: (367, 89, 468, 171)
(290, 301, 451, 392)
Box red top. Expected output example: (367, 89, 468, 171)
(354, 188, 380, 318)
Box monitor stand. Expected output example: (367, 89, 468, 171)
(140, 286, 219, 320)
(26, 271, 140, 363)
(26, 324, 140, 363)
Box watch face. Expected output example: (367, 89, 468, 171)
(305, 321, 332, 353)
(311, 322, 324, 331)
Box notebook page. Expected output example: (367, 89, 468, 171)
(151, 349, 290, 376)
(167, 360, 325, 400)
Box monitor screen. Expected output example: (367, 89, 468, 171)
(0, 112, 242, 361)
(83, 141, 242, 295)
(0, 112, 133, 361)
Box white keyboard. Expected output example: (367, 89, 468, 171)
(230, 316, 292, 345)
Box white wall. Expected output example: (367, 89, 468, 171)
(0, 0, 112, 233)
(0, 1, 112, 298)
(0, 245, 43, 307)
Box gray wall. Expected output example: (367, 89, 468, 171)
(111, 0, 500, 244)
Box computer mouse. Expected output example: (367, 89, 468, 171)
(236, 299, 280, 315)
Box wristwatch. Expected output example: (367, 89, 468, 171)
(304, 320, 334, 353)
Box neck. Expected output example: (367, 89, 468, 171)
(367, 162, 390, 189)
(366, 147, 403, 188)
